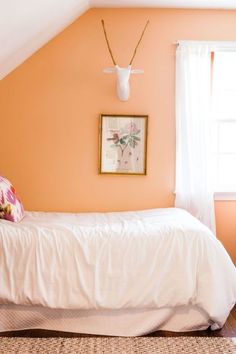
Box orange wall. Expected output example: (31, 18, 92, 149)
(0, 8, 236, 263)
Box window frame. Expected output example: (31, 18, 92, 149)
(211, 51, 236, 199)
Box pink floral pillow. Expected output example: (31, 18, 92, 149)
(0, 176, 24, 222)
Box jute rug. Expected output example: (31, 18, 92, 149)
(0, 336, 235, 354)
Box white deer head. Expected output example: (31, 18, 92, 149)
(101, 20, 149, 101)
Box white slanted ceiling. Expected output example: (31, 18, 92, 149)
(1, 0, 236, 80)
(0, 0, 90, 80)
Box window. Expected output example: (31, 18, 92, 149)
(211, 52, 236, 193)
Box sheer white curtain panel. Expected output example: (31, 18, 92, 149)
(175, 43, 216, 233)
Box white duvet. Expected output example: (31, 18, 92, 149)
(0, 208, 235, 329)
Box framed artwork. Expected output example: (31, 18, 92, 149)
(99, 114, 148, 175)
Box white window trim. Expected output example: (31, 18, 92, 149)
(173, 191, 236, 200)
(214, 192, 236, 200)
(211, 52, 236, 197)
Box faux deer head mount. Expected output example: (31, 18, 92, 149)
(101, 20, 149, 101)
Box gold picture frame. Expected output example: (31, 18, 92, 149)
(99, 114, 148, 175)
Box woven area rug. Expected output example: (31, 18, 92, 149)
(0, 336, 235, 354)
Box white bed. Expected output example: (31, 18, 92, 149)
(0, 208, 235, 336)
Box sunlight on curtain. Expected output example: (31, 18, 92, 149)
(175, 42, 216, 233)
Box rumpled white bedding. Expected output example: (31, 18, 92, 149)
(0, 208, 235, 330)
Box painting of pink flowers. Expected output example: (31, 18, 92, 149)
(99, 115, 148, 174)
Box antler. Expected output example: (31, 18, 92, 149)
(129, 20, 149, 65)
(101, 19, 117, 66)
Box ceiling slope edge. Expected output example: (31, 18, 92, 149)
(0, 0, 90, 80)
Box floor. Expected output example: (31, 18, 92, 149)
(0, 307, 235, 338)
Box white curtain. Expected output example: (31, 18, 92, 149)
(175, 42, 216, 233)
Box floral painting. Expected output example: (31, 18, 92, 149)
(99, 115, 148, 174)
